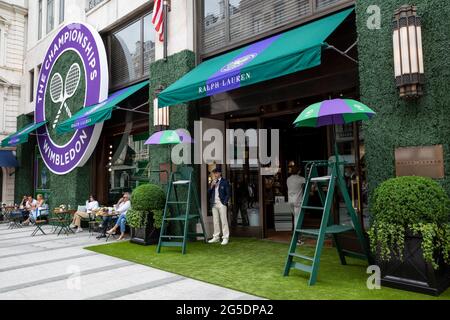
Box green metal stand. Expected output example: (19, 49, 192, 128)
(157, 166, 207, 255)
(283, 158, 369, 286)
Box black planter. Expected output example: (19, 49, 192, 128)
(130, 213, 160, 246)
(377, 233, 450, 296)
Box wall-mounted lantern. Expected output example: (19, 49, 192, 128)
(393, 5, 425, 98)
(153, 85, 169, 131)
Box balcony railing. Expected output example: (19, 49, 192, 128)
(201, 0, 354, 56)
(86, 0, 105, 11)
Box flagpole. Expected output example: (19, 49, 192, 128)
(163, 0, 169, 61)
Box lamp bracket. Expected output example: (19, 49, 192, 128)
(325, 41, 359, 64)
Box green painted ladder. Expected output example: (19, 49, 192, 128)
(283, 159, 369, 286)
(157, 166, 207, 255)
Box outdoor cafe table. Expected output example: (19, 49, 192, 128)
(3, 207, 23, 229)
(93, 210, 121, 241)
(53, 209, 77, 236)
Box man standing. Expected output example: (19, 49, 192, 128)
(232, 177, 250, 227)
(208, 167, 231, 246)
(287, 166, 306, 229)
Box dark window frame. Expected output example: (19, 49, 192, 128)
(29, 69, 35, 102)
(46, 0, 55, 35)
(38, 0, 43, 40)
(59, 0, 65, 24)
(199, 0, 355, 58)
(104, 12, 154, 91)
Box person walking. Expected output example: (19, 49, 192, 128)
(232, 178, 250, 227)
(287, 166, 306, 244)
(208, 167, 231, 246)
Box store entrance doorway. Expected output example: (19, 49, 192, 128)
(262, 112, 328, 242)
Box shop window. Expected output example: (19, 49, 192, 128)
(38, 0, 43, 40)
(107, 133, 150, 204)
(0, 27, 4, 66)
(201, 0, 347, 55)
(59, 0, 65, 24)
(29, 69, 34, 102)
(0, 168, 3, 203)
(86, 0, 105, 11)
(107, 14, 155, 89)
(47, 0, 55, 34)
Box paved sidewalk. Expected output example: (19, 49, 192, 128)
(0, 223, 260, 300)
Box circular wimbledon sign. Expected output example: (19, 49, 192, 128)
(35, 23, 108, 175)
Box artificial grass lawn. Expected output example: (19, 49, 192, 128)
(87, 238, 450, 300)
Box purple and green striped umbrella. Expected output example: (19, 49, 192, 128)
(294, 99, 376, 128)
(145, 130, 193, 146)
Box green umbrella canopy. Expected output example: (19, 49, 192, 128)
(294, 99, 376, 128)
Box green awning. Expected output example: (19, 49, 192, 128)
(158, 8, 353, 107)
(56, 81, 149, 134)
(1, 121, 47, 147)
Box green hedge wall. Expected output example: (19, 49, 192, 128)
(149, 50, 199, 236)
(14, 113, 92, 208)
(356, 1, 450, 203)
(14, 115, 34, 201)
(148, 50, 198, 182)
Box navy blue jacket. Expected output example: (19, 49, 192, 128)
(209, 178, 231, 206)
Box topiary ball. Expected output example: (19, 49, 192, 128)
(131, 184, 166, 212)
(372, 176, 450, 226)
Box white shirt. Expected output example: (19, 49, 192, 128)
(115, 200, 131, 215)
(215, 179, 222, 205)
(287, 174, 306, 206)
(86, 201, 99, 213)
(26, 199, 37, 210)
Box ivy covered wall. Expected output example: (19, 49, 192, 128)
(148, 50, 198, 183)
(14, 114, 92, 209)
(14, 114, 34, 201)
(356, 1, 450, 201)
(149, 50, 199, 236)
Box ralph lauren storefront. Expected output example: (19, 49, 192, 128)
(6, 0, 450, 244)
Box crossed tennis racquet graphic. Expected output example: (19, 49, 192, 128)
(50, 63, 81, 129)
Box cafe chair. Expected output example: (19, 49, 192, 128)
(31, 206, 50, 237)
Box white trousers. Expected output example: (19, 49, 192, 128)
(291, 203, 302, 228)
(212, 203, 230, 240)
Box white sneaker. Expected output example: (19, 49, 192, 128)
(70, 224, 76, 229)
(208, 238, 220, 244)
(76, 228, 83, 233)
(221, 239, 229, 246)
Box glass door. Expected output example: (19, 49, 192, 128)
(333, 122, 366, 230)
(227, 119, 262, 238)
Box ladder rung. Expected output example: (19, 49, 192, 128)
(165, 215, 200, 222)
(290, 253, 314, 262)
(167, 201, 189, 205)
(310, 176, 332, 182)
(188, 233, 206, 237)
(292, 262, 313, 274)
(342, 249, 367, 260)
(160, 236, 184, 239)
(297, 225, 354, 236)
(173, 180, 191, 185)
(302, 206, 324, 211)
(160, 242, 184, 247)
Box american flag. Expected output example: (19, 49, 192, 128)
(152, 0, 165, 42)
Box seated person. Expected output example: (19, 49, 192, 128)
(106, 193, 131, 241)
(19, 196, 29, 221)
(96, 193, 131, 240)
(70, 195, 99, 233)
(23, 195, 45, 225)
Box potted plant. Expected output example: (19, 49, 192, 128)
(369, 176, 450, 296)
(128, 184, 166, 246)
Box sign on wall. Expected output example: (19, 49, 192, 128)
(35, 23, 108, 175)
(395, 145, 445, 179)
